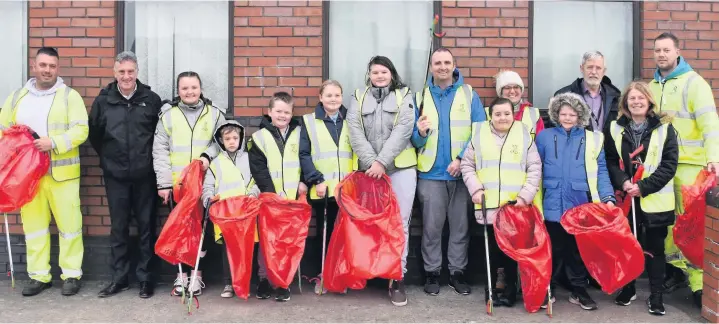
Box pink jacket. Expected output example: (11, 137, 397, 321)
(460, 123, 542, 224)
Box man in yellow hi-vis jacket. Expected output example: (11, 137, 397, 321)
(0, 47, 88, 297)
(648, 32, 719, 308)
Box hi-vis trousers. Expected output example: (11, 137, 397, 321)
(20, 175, 84, 283)
(664, 164, 703, 292)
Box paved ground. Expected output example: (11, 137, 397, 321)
(0, 279, 706, 323)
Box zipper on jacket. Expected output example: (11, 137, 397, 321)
(333, 118, 341, 185)
(553, 135, 558, 159)
(659, 80, 666, 111)
(576, 137, 584, 160)
(497, 135, 506, 207)
(126, 102, 132, 176)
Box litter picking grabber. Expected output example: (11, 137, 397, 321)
(187, 202, 211, 314)
(167, 191, 187, 303)
(481, 193, 493, 315)
(628, 144, 645, 240)
(318, 191, 329, 295)
(4, 213, 14, 289)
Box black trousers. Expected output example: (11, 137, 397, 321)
(626, 225, 668, 294)
(311, 198, 339, 276)
(221, 245, 232, 285)
(104, 175, 157, 284)
(483, 225, 518, 290)
(545, 221, 588, 290)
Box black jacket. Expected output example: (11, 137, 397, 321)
(299, 102, 348, 186)
(554, 76, 620, 132)
(248, 115, 303, 193)
(603, 114, 678, 228)
(89, 80, 163, 180)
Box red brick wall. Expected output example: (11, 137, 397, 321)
(232, 0, 323, 119)
(706, 200, 719, 323)
(440, 0, 530, 103)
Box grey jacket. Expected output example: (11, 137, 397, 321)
(347, 86, 415, 174)
(153, 98, 226, 189)
(201, 119, 260, 207)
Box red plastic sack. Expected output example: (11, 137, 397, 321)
(155, 160, 205, 267)
(674, 169, 717, 267)
(560, 203, 644, 294)
(0, 125, 50, 212)
(323, 172, 405, 293)
(209, 195, 262, 300)
(494, 204, 552, 313)
(258, 193, 312, 289)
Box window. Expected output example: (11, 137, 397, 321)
(329, 1, 433, 106)
(0, 1, 27, 100)
(532, 1, 633, 109)
(124, 1, 229, 110)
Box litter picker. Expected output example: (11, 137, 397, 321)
(318, 191, 329, 295)
(481, 193, 493, 315)
(187, 202, 211, 314)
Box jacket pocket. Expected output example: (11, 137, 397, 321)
(570, 181, 590, 192)
(542, 179, 561, 211)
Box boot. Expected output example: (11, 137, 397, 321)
(22, 279, 52, 297)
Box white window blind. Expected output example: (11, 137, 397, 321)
(0, 1, 27, 100)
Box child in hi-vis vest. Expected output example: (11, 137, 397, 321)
(201, 119, 260, 298)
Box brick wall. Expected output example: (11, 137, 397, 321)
(705, 186, 719, 323)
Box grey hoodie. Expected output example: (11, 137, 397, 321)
(201, 119, 260, 207)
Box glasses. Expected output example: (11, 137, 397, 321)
(502, 85, 522, 92)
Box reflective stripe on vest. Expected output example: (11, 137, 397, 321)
(210, 154, 250, 200)
(163, 105, 218, 184)
(10, 86, 81, 181)
(650, 71, 712, 165)
(609, 121, 675, 213)
(252, 127, 302, 199)
(584, 130, 603, 203)
(302, 113, 353, 199)
(352, 87, 416, 169)
(472, 121, 530, 209)
(521, 107, 540, 139)
(416, 84, 472, 172)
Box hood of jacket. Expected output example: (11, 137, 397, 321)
(426, 68, 465, 96)
(313, 102, 348, 120)
(213, 119, 246, 153)
(98, 79, 153, 104)
(24, 77, 65, 97)
(548, 92, 591, 128)
(259, 114, 301, 133)
(653, 56, 693, 82)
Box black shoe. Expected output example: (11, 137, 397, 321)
(389, 280, 407, 306)
(97, 282, 129, 298)
(139, 281, 154, 299)
(275, 287, 291, 302)
(614, 284, 637, 306)
(569, 288, 598, 310)
(663, 271, 688, 293)
(648, 293, 666, 315)
(256, 278, 273, 300)
(485, 288, 501, 307)
(22, 279, 52, 297)
(449, 271, 471, 295)
(424, 271, 440, 296)
(693, 290, 703, 308)
(61, 278, 81, 296)
(498, 284, 517, 307)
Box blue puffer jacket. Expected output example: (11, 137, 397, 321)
(535, 126, 616, 222)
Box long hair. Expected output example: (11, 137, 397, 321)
(618, 81, 659, 119)
(364, 55, 406, 92)
(174, 71, 212, 105)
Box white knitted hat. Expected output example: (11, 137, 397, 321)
(495, 70, 524, 96)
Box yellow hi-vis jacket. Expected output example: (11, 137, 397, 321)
(302, 113, 353, 199)
(251, 127, 302, 199)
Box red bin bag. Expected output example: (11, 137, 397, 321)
(560, 203, 644, 294)
(323, 172, 404, 293)
(210, 195, 262, 300)
(0, 125, 50, 212)
(674, 169, 717, 267)
(155, 160, 205, 267)
(494, 204, 552, 313)
(258, 193, 312, 289)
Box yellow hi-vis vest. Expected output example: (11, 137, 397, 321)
(649, 71, 719, 166)
(161, 104, 220, 184)
(584, 130, 603, 203)
(2, 86, 87, 181)
(209, 153, 258, 243)
(472, 121, 531, 209)
(251, 127, 302, 199)
(352, 87, 417, 170)
(302, 113, 353, 199)
(484, 105, 541, 140)
(416, 84, 473, 172)
(609, 121, 675, 213)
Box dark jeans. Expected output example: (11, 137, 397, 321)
(625, 225, 668, 294)
(483, 225, 518, 290)
(545, 221, 588, 290)
(311, 198, 339, 276)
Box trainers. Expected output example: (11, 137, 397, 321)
(256, 278, 273, 299)
(424, 271, 440, 296)
(647, 293, 666, 315)
(22, 279, 52, 297)
(449, 271, 471, 295)
(171, 272, 187, 296)
(61, 278, 81, 296)
(389, 280, 407, 306)
(569, 288, 598, 310)
(663, 271, 688, 293)
(693, 290, 703, 308)
(220, 285, 234, 298)
(312, 274, 328, 295)
(275, 287, 291, 302)
(188, 271, 205, 296)
(614, 285, 637, 306)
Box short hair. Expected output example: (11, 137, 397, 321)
(655, 32, 680, 48)
(36, 47, 59, 59)
(431, 47, 455, 64)
(581, 51, 604, 66)
(115, 51, 138, 65)
(269, 91, 294, 109)
(488, 97, 514, 116)
(220, 125, 242, 137)
(320, 79, 343, 95)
